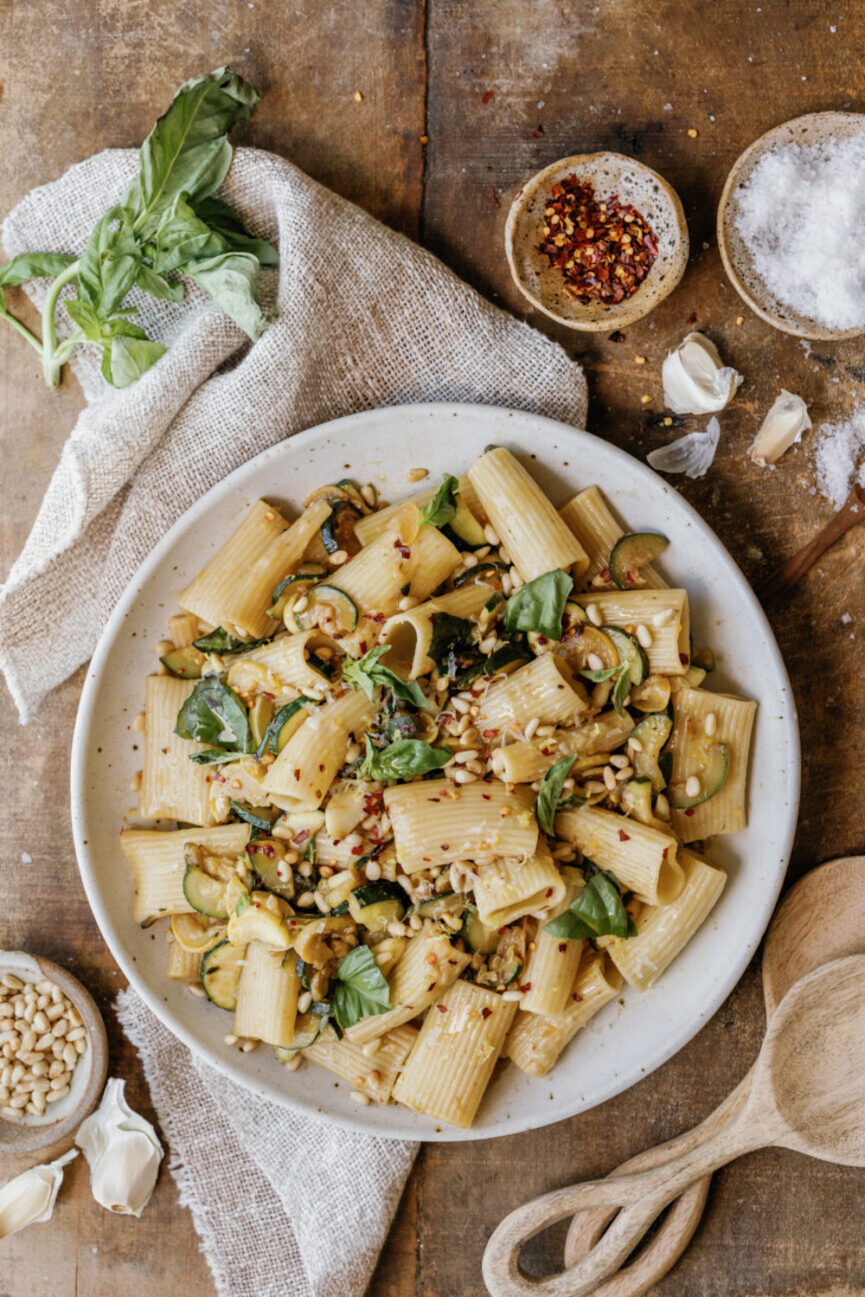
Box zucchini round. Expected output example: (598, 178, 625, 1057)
(183, 865, 228, 919)
(160, 645, 207, 679)
(559, 624, 619, 672)
(408, 891, 467, 920)
(441, 499, 487, 550)
(170, 912, 226, 953)
(605, 627, 649, 687)
(620, 777, 655, 825)
(452, 561, 508, 588)
(321, 499, 362, 556)
(256, 697, 314, 759)
(273, 1012, 325, 1056)
(247, 838, 295, 902)
(230, 801, 282, 832)
(268, 565, 327, 621)
(461, 909, 499, 955)
(629, 712, 673, 792)
(201, 939, 245, 1010)
(609, 533, 669, 589)
(348, 880, 406, 932)
(294, 585, 359, 634)
(668, 742, 729, 808)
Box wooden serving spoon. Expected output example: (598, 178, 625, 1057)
(561, 855, 865, 1297)
(758, 483, 865, 606)
(483, 957, 865, 1297)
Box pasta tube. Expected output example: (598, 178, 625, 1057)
(559, 486, 668, 591)
(477, 653, 587, 734)
(586, 589, 690, 676)
(345, 928, 471, 1044)
(555, 805, 683, 906)
(139, 675, 215, 826)
(384, 778, 537, 872)
(233, 940, 299, 1047)
(353, 477, 482, 545)
(505, 951, 622, 1077)
(668, 688, 757, 842)
(120, 823, 250, 925)
(306, 1024, 418, 1103)
(380, 584, 493, 679)
(473, 840, 566, 927)
(263, 690, 373, 809)
(491, 711, 634, 784)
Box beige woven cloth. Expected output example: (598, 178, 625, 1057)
(1, 146, 587, 1296)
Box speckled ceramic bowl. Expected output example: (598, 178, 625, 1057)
(718, 111, 865, 341)
(505, 152, 689, 331)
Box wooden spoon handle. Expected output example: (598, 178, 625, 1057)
(758, 484, 865, 605)
(561, 1068, 755, 1297)
(483, 1092, 769, 1297)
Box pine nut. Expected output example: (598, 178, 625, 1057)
(366, 1069, 381, 1086)
(297, 891, 315, 908)
(636, 623, 653, 648)
(586, 603, 603, 626)
(483, 523, 500, 546)
(452, 769, 477, 784)
(685, 776, 701, 798)
(350, 1090, 371, 1105)
(46, 1086, 70, 1103)
(587, 653, 604, 671)
(330, 549, 349, 565)
(407, 467, 428, 482)
(603, 765, 618, 791)
(524, 717, 541, 740)
(704, 712, 717, 736)
(361, 1039, 381, 1057)
(224, 1034, 238, 1047)
(364, 860, 382, 882)
(2, 976, 23, 992)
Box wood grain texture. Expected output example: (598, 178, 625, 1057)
(1, 0, 864, 1295)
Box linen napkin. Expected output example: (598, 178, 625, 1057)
(0, 145, 587, 724)
(1, 145, 588, 1296)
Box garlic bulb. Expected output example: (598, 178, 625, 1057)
(0, 1149, 77, 1239)
(662, 332, 742, 415)
(647, 417, 721, 480)
(75, 1078, 163, 1217)
(749, 390, 811, 466)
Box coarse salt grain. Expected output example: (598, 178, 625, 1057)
(810, 406, 865, 507)
(734, 132, 865, 331)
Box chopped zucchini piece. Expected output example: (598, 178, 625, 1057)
(629, 675, 672, 713)
(201, 939, 245, 1011)
(669, 742, 729, 808)
(408, 891, 468, 920)
(461, 909, 499, 955)
(170, 912, 226, 953)
(321, 500, 362, 555)
(268, 568, 326, 622)
(273, 1012, 325, 1055)
(249, 696, 274, 750)
(605, 626, 649, 687)
(256, 697, 315, 758)
(295, 584, 359, 634)
(347, 880, 406, 932)
(248, 838, 295, 902)
(319, 867, 361, 912)
(160, 645, 207, 679)
(442, 499, 486, 549)
(609, 532, 669, 589)
(620, 777, 655, 825)
(227, 890, 294, 949)
(452, 561, 508, 588)
(230, 801, 281, 832)
(275, 808, 326, 845)
(558, 624, 619, 672)
(183, 865, 228, 919)
(690, 647, 716, 673)
(629, 712, 673, 792)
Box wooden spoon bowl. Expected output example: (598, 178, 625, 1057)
(0, 952, 108, 1154)
(718, 111, 865, 340)
(505, 152, 689, 331)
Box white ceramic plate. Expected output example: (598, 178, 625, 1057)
(70, 403, 799, 1142)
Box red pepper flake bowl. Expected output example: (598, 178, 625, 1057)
(505, 153, 689, 331)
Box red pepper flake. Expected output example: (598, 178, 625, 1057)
(572, 992, 583, 1003)
(481, 793, 491, 801)
(481, 1007, 493, 1019)
(532, 124, 545, 138)
(537, 176, 658, 305)
(318, 763, 325, 772)
(558, 942, 568, 953)
(437, 1004, 448, 1013)
(685, 808, 696, 817)
(680, 653, 690, 665)
(482, 729, 499, 739)
(394, 540, 411, 559)
(545, 888, 553, 897)
(440, 843, 450, 851)
(294, 830, 311, 846)
(686, 311, 698, 326)
(518, 982, 532, 993)
(350, 844, 364, 856)
(481, 89, 494, 104)
(618, 829, 631, 842)
(293, 770, 301, 781)
(662, 846, 669, 859)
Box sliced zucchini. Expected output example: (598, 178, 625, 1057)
(484, 644, 531, 675)
(249, 696, 274, 750)
(629, 674, 672, 713)
(482, 591, 505, 617)
(268, 566, 328, 622)
(226, 890, 294, 949)
(248, 838, 295, 902)
(669, 666, 708, 695)
(461, 909, 499, 955)
(321, 499, 362, 556)
(277, 808, 326, 841)
(294, 585, 359, 634)
(442, 500, 486, 549)
(605, 627, 649, 687)
(273, 1012, 325, 1056)
(170, 912, 226, 953)
(620, 777, 655, 825)
(160, 645, 207, 679)
(558, 624, 619, 672)
(629, 712, 673, 792)
(256, 697, 315, 759)
(304, 483, 360, 509)
(201, 939, 245, 1010)
(691, 647, 716, 673)
(408, 891, 468, 920)
(452, 561, 508, 588)
(183, 865, 228, 919)
(230, 801, 281, 833)
(668, 742, 729, 809)
(348, 880, 406, 932)
(609, 533, 669, 589)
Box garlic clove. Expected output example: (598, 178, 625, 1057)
(75, 1078, 163, 1217)
(0, 1149, 77, 1240)
(749, 389, 812, 466)
(662, 332, 743, 415)
(647, 416, 721, 480)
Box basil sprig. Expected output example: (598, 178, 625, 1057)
(333, 945, 391, 1031)
(343, 645, 428, 710)
(357, 735, 452, 781)
(419, 474, 460, 527)
(504, 569, 573, 640)
(535, 755, 577, 835)
(544, 870, 637, 941)
(189, 748, 247, 766)
(0, 67, 276, 389)
(175, 677, 253, 752)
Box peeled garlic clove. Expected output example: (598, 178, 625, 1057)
(647, 416, 721, 480)
(75, 1078, 163, 1217)
(749, 389, 811, 466)
(662, 332, 743, 415)
(0, 1149, 77, 1240)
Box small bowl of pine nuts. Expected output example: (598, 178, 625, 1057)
(0, 951, 108, 1153)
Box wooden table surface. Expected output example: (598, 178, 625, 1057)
(1, 2, 863, 1294)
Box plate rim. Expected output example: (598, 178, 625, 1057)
(70, 400, 801, 1142)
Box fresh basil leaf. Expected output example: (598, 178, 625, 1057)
(134, 261, 185, 302)
(189, 748, 246, 765)
(186, 251, 266, 340)
(77, 207, 142, 318)
(194, 196, 279, 266)
(0, 252, 77, 287)
(535, 755, 577, 835)
(126, 67, 261, 238)
(612, 664, 632, 718)
(419, 474, 460, 528)
(558, 793, 588, 811)
(579, 665, 622, 683)
(148, 192, 228, 273)
(192, 626, 270, 655)
(175, 677, 253, 751)
(332, 945, 391, 1031)
(103, 334, 167, 388)
(428, 612, 476, 676)
(357, 735, 452, 782)
(343, 645, 428, 709)
(65, 298, 141, 342)
(543, 870, 635, 941)
(504, 569, 573, 640)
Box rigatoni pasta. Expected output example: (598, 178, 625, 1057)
(123, 445, 755, 1128)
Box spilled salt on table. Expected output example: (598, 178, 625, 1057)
(810, 406, 865, 507)
(734, 131, 865, 331)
